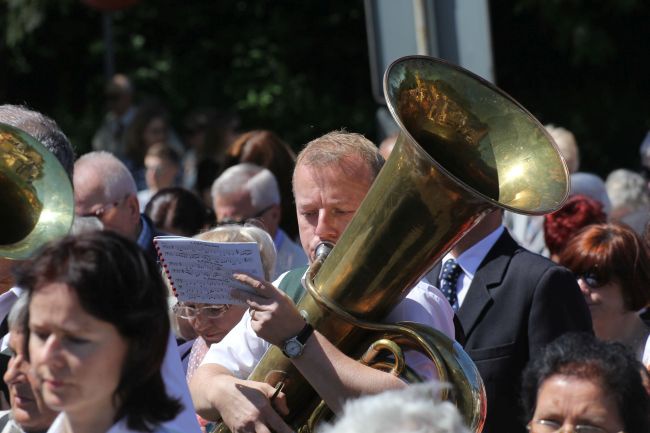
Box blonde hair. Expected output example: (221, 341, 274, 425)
(295, 130, 384, 180)
(195, 224, 276, 281)
(317, 382, 469, 433)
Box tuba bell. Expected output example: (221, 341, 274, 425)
(212, 55, 569, 433)
(0, 122, 74, 260)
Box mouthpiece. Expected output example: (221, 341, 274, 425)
(315, 242, 334, 260)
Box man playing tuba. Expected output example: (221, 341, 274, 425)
(190, 131, 455, 433)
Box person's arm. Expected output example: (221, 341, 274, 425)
(233, 273, 406, 414)
(190, 363, 293, 433)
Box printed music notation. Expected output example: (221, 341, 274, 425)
(153, 236, 264, 305)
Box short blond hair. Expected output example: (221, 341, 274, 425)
(195, 224, 276, 281)
(295, 130, 384, 180)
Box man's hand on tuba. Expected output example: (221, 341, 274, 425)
(232, 272, 306, 347)
(190, 364, 293, 433)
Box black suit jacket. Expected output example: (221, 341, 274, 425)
(139, 214, 167, 265)
(433, 230, 592, 433)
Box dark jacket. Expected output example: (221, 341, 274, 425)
(432, 230, 592, 433)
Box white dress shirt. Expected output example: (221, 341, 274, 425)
(201, 273, 455, 380)
(439, 226, 504, 308)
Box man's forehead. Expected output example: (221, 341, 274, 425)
(74, 178, 106, 208)
(296, 158, 374, 182)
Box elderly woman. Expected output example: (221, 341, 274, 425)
(0, 295, 58, 433)
(168, 225, 275, 433)
(557, 223, 650, 368)
(172, 225, 276, 383)
(522, 332, 649, 433)
(17, 231, 185, 433)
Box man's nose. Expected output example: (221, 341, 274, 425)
(4, 355, 24, 383)
(41, 335, 64, 365)
(314, 211, 338, 240)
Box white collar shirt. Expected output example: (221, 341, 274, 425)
(440, 225, 504, 308)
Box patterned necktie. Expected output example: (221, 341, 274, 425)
(439, 258, 463, 311)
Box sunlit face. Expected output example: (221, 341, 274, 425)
(577, 276, 628, 337)
(74, 169, 140, 240)
(142, 117, 168, 148)
(531, 375, 624, 433)
(294, 159, 374, 262)
(29, 283, 129, 418)
(214, 190, 256, 225)
(4, 331, 58, 431)
(185, 302, 247, 346)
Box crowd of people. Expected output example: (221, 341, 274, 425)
(1, 70, 650, 433)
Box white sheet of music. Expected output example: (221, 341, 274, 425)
(154, 235, 264, 305)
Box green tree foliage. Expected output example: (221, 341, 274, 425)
(1, 1, 649, 176)
(1, 0, 375, 154)
(490, 0, 650, 175)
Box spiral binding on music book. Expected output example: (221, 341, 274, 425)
(154, 238, 178, 298)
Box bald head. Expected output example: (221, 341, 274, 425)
(74, 151, 141, 240)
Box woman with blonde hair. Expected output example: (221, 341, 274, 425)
(172, 224, 276, 382)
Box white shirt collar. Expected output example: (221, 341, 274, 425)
(441, 225, 505, 279)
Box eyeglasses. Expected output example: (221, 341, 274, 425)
(576, 272, 604, 289)
(527, 419, 623, 433)
(217, 204, 275, 226)
(172, 303, 231, 320)
(78, 194, 129, 220)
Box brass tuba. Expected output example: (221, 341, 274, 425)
(213, 55, 569, 433)
(0, 122, 74, 260)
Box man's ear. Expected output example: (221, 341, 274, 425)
(126, 194, 141, 221)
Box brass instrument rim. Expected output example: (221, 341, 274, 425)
(382, 54, 570, 216)
(0, 122, 74, 260)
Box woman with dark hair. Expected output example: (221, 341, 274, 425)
(16, 231, 184, 433)
(223, 130, 298, 239)
(144, 187, 215, 237)
(521, 333, 649, 433)
(557, 223, 650, 369)
(543, 194, 607, 262)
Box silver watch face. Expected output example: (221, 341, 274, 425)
(284, 339, 303, 358)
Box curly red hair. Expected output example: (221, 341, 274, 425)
(544, 194, 607, 257)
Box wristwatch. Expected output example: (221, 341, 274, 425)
(281, 322, 314, 358)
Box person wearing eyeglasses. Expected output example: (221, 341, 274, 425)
(73, 152, 202, 433)
(557, 223, 650, 370)
(73, 151, 166, 264)
(521, 332, 649, 433)
(173, 225, 277, 384)
(210, 163, 307, 279)
(170, 225, 276, 432)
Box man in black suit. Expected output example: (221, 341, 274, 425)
(430, 208, 592, 433)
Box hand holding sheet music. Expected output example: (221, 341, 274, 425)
(154, 235, 265, 305)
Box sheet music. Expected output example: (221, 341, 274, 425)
(154, 235, 264, 305)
